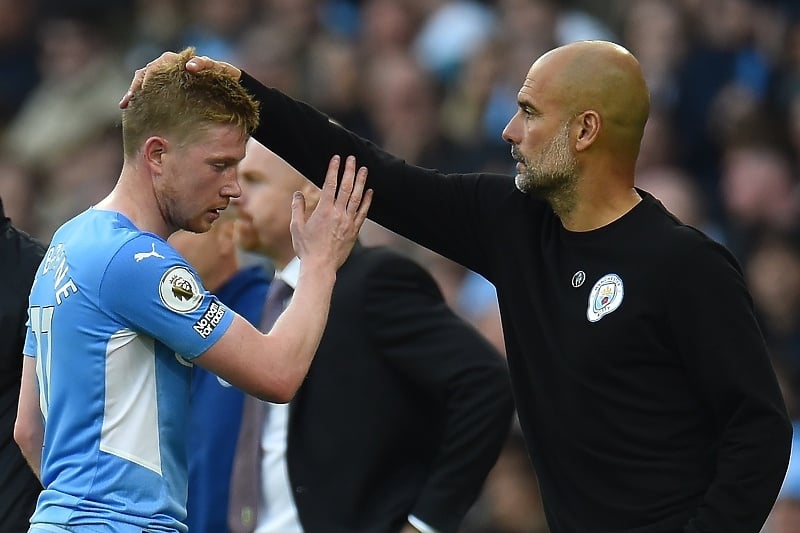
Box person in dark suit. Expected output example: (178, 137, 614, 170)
(1, 196, 45, 531)
(226, 139, 514, 533)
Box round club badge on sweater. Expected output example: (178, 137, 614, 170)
(587, 273, 624, 322)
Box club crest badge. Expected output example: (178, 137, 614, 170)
(159, 266, 203, 313)
(586, 273, 624, 322)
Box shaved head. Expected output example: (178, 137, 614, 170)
(531, 40, 650, 154)
(503, 40, 651, 226)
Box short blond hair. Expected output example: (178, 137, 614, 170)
(121, 47, 260, 159)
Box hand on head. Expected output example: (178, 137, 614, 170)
(290, 154, 373, 271)
(119, 51, 242, 108)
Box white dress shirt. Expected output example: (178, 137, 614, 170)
(255, 258, 438, 533)
(256, 259, 303, 533)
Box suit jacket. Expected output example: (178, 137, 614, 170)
(230, 244, 513, 533)
(0, 199, 46, 531)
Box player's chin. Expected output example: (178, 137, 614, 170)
(187, 215, 215, 233)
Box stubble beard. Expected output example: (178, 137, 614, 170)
(513, 124, 579, 218)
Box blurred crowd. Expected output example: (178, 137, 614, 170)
(4, 0, 800, 531)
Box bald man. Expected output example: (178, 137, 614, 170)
(128, 41, 791, 533)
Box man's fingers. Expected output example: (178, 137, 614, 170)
(120, 51, 177, 108)
(316, 154, 369, 232)
(320, 155, 342, 203)
(334, 156, 356, 209)
(119, 51, 241, 109)
(354, 189, 374, 230)
(346, 166, 369, 215)
(119, 68, 145, 108)
(186, 56, 242, 79)
(186, 55, 210, 72)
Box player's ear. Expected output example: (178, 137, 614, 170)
(143, 136, 168, 174)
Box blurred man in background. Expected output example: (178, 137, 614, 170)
(227, 139, 513, 533)
(169, 212, 269, 533)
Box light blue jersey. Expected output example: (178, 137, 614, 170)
(23, 208, 235, 533)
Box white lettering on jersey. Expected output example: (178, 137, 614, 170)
(192, 301, 226, 339)
(55, 279, 78, 305)
(41, 243, 79, 305)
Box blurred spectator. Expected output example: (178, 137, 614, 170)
(785, 88, 800, 172)
(718, 140, 799, 259)
(258, 0, 321, 42)
(744, 231, 800, 370)
(621, 0, 687, 112)
(673, 0, 779, 196)
(636, 108, 680, 173)
(1, 8, 129, 174)
(32, 130, 121, 242)
(361, 51, 478, 172)
(182, 0, 257, 60)
(635, 165, 726, 243)
(0, 0, 40, 128)
(124, 0, 185, 70)
(304, 34, 371, 134)
(233, 22, 306, 97)
(358, 0, 420, 58)
(412, 0, 497, 84)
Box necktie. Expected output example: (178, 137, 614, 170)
(228, 278, 293, 533)
(258, 278, 294, 333)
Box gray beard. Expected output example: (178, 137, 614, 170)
(514, 158, 579, 220)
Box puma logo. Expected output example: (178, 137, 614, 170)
(134, 243, 165, 262)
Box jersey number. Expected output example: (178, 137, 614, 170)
(30, 306, 55, 419)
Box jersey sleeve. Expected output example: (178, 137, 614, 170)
(99, 235, 234, 360)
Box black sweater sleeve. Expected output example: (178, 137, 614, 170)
(240, 71, 518, 278)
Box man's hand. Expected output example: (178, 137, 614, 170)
(291, 154, 372, 271)
(119, 52, 242, 109)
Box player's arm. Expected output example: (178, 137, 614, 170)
(195, 155, 372, 402)
(14, 355, 43, 481)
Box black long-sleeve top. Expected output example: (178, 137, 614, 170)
(240, 73, 792, 533)
(0, 199, 46, 531)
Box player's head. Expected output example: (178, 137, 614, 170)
(121, 48, 261, 234)
(121, 47, 259, 160)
